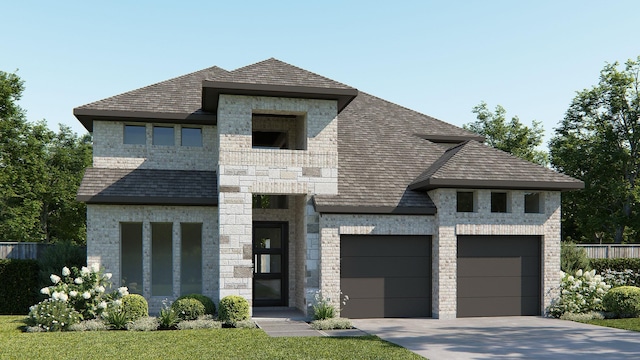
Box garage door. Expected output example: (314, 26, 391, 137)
(341, 235, 431, 318)
(457, 235, 541, 317)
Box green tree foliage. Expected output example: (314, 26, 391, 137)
(464, 101, 548, 165)
(550, 57, 640, 243)
(0, 70, 91, 244)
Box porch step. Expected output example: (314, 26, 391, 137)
(255, 319, 324, 337)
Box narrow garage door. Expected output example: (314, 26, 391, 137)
(341, 235, 431, 318)
(457, 235, 541, 317)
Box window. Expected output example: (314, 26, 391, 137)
(152, 223, 173, 296)
(153, 126, 174, 146)
(525, 192, 541, 213)
(121, 223, 143, 294)
(253, 194, 288, 209)
(181, 127, 202, 147)
(457, 192, 474, 212)
(124, 125, 146, 145)
(181, 223, 202, 295)
(251, 113, 306, 150)
(491, 192, 508, 213)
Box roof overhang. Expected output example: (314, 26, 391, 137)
(313, 203, 437, 215)
(202, 81, 358, 115)
(73, 109, 217, 132)
(409, 178, 585, 191)
(77, 195, 217, 206)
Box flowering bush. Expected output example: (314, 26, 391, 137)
(38, 264, 128, 321)
(158, 299, 179, 329)
(548, 269, 611, 318)
(601, 269, 640, 288)
(309, 290, 349, 320)
(26, 299, 82, 332)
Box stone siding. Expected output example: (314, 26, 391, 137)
(86, 204, 218, 314)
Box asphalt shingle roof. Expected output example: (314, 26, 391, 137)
(77, 168, 217, 205)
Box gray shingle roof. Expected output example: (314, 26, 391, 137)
(409, 140, 584, 190)
(209, 58, 355, 90)
(77, 168, 217, 205)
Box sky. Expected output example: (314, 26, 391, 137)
(2, 1, 639, 148)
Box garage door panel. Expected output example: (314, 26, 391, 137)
(341, 235, 431, 318)
(458, 276, 539, 298)
(342, 298, 431, 319)
(458, 236, 540, 257)
(457, 296, 540, 317)
(341, 236, 430, 257)
(341, 256, 430, 278)
(458, 257, 523, 276)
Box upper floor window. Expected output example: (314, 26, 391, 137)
(491, 192, 508, 213)
(525, 192, 541, 213)
(252, 113, 306, 150)
(181, 127, 203, 147)
(457, 191, 474, 212)
(153, 126, 174, 146)
(124, 125, 146, 145)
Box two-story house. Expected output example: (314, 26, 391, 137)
(74, 58, 583, 319)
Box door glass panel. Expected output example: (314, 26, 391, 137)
(254, 279, 281, 300)
(259, 254, 281, 274)
(254, 227, 281, 249)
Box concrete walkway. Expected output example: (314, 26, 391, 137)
(252, 307, 368, 337)
(351, 316, 640, 360)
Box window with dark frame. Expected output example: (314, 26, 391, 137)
(181, 223, 202, 295)
(525, 192, 541, 213)
(491, 192, 508, 213)
(181, 127, 202, 147)
(151, 222, 173, 296)
(153, 126, 174, 146)
(124, 125, 146, 145)
(457, 191, 474, 212)
(120, 222, 143, 294)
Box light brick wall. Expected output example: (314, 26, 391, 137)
(92, 121, 217, 170)
(86, 204, 218, 314)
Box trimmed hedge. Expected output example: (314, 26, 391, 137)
(0, 259, 40, 314)
(122, 294, 148, 321)
(591, 258, 640, 274)
(218, 295, 249, 325)
(172, 298, 205, 321)
(175, 294, 216, 315)
(602, 286, 640, 318)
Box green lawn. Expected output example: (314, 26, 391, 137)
(0, 316, 423, 360)
(585, 318, 640, 332)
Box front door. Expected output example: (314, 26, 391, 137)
(253, 222, 288, 306)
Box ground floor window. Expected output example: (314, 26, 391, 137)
(152, 223, 173, 296)
(181, 223, 202, 295)
(121, 222, 143, 294)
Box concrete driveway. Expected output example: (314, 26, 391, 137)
(351, 316, 640, 359)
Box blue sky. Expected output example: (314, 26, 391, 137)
(2, 1, 639, 147)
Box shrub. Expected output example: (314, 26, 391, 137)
(127, 316, 159, 331)
(233, 320, 257, 329)
(158, 300, 179, 329)
(177, 318, 222, 330)
(175, 294, 215, 315)
(559, 311, 605, 322)
(601, 269, 640, 288)
(602, 286, 640, 318)
(309, 290, 349, 320)
(590, 258, 640, 274)
(218, 295, 250, 325)
(102, 305, 129, 330)
(311, 318, 353, 330)
(68, 319, 108, 332)
(171, 298, 205, 321)
(38, 242, 85, 288)
(121, 294, 148, 321)
(561, 242, 591, 273)
(26, 299, 82, 331)
(547, 269, 611, 318)
(0, 259, 40, 314)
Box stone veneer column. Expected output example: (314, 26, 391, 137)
(543, 192, 562, 311)
(319, 225, 340, 311)
(429, 189, 457, 319)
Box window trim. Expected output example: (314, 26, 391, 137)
(456, 191, 475, 213)
(491, 192, 509, 213)
(123, 124, 146, 145)
(152, 125, 175, 146)
(181, 126, 203, 147)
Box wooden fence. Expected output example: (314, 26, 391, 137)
(576, 244, 640, 259)
(0, 242, 51, 260)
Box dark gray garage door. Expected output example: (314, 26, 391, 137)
(457, 235, 541, 317)
(341, 235, 431, 318)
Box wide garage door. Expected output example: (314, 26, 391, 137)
(457, 235, 541, 317)
(341, 235, 431, 318)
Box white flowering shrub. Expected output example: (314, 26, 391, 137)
(548, 269, 611, 318)
(26, 299, 82, 332)
(309, 290, 350, 320)
(38, 264, 129, 321)
(601, 269, 640, 288)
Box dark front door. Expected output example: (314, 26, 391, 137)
(253, 222, 288, 306)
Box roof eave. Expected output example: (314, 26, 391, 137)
(313, 204, 437, 215)
(202, 81, 358, 115)
(409, 178, 585, 191)
(73, 108, 217, 132)
(77, 195, 218, 206)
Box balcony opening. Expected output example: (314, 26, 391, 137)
(252, 113, 306, 150)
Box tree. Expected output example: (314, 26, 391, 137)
(0, 70, 91, 244)
(464, 102, 548, 165)
(550, 57, 640, 243)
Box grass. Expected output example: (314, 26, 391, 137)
(584, 317, 640, 332)
(0, 316, 423, 360)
